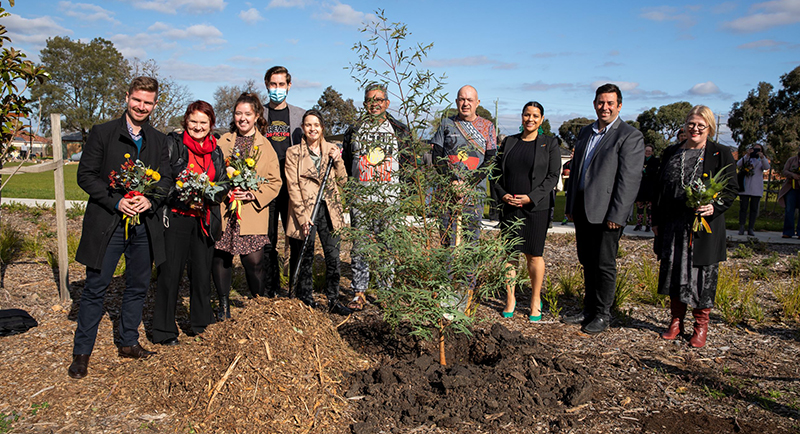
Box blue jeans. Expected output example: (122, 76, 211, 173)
(783, 189, 800, 237)
(73, 223, 153, 355)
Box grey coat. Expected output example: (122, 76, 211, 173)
(565, 117, 644, 225)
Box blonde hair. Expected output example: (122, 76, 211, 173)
(686, 105, 716, 139)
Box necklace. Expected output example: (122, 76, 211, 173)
(680, 144, 705, 189)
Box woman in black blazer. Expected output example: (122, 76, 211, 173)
(652, 105, 737, 348)
(493, 101, 561, 321)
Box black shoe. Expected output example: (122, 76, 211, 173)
(68, 354, 90, 379)
(633, 224, 642, 231)
(159, 337, 179, 346)
(582, 317, 610, 334)
(748, 230, 755, 236)
(118, 344, 156, 359)
(217, 296, 231, 321)
(328, 301, 353, 316)
(645, 226, 651, 232)
(562, 312, 587, 325)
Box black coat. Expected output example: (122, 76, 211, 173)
(164, 132, 229, 241)
(493, 133, 561, 212)
(75, 115, 172, 269)
(636, 155, 660, 202)
(652, 140, 738, 266)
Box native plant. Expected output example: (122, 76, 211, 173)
(343, 10, 520, 365)
(715, 265, 762, 325)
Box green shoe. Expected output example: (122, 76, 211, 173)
(529, 302, 543, 322)
(502, 302, 516, 318)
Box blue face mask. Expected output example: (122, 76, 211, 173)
(268, 88, 287, 104)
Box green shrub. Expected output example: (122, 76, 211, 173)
(0, 225, 24, 265)
(67, 202, 86, 220)
(747, 263, 770, 280)
(613, 267, 634, 313)
(716, 265, 762, 325)
(21, 233, 49, 260)
(774, 274, 800, 321)
(731, 244, 754, 259)
(787, 253, 800, 275)
(633, 257, 667, 307)
(542, 275, 562, 318)
(556, 264, 583, 298)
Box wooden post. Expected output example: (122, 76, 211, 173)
(51, 114, 69, 302)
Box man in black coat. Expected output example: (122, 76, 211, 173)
(68, 77, 172, 379)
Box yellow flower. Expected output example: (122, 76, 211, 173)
(152, 172, 161, 181)
(233, 170, 241, 176)
(209, 181, 215, 186)
(245, 158, 255, 167)
(189, 163, 195, 168)
(176, 180, 184, 188)
(713, 193, 718, 198)
(124, 153, 131, 159)
(226, 167, 235, 178)
(236, 152, 240, 157)
(227, 172, 233, 179)
(145, 168, 153, 176)
(253, 146, 259, 151)
(703, 173, 708, 178)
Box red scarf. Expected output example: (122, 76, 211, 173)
(182, 132, 217, 180)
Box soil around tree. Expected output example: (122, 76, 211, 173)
(0, 207, 799, 433)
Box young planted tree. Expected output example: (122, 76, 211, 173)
(344, 10, 519, 365)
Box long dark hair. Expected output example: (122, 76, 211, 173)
(229, 92, 267, 134)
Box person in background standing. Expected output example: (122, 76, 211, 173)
(736, 144, 770, 236)
(633, 144, 660, 232)
(778, 148, 800, 239)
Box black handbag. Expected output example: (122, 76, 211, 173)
(0, 309, 38, 336)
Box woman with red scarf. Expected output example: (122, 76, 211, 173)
(152, 101, 228, 346)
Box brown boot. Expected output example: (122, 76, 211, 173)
(661, 298, 687, 340)
(689, 308, 711, 348)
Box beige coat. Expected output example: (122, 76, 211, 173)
(285, 139, 347, 240)
(778, 155, 800, 208)
(218, 130, 282, 235)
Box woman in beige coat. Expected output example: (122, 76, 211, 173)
(213, 93, 281, 318)
(285, 109, 350, 314)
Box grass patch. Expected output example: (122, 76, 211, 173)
(632, 257, 666, 307)
(0, 225, 24, 265)
(613, 266, 634, 313)
(787, 253, 800, 275)
(0, 162, 87, 200)
(556, 264, 583, 298)
(67, 202, 86, 219)
(774, 274, 800, 321)
(542, 275, 562, 318)
(716, 265, 763, 325)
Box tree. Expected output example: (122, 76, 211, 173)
(635, 101, 692, 154)
(213, 79, 266, 132)
(541, 119, 552, 136)
(728, 82, 772, 156)
(558, 117, 592, 149)
(31, 36, 128, 143)
(312, 86, 357, 136)
(0, 1, 48, 163)
(129, 58, 192, 133)
(346, 10, 518, 366)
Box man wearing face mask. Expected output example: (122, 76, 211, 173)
(263, 66, 306, 297)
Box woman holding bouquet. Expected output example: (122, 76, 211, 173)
(285, 109, 351, 315)
(736, 144, 770, 236)
(152, 101, 228, 345)
(213, 93, 282, 316)
(652, 105, 737, 348)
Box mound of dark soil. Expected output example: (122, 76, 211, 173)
(341, 321, 593, 433)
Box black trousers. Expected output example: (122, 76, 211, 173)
(264, 188, 289, 293)
(288, 206, 341, 304)
(152, 213, 215, 342)
(573, 193, 624, 320)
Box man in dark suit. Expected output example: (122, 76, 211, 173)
(563, 83, 644, 334)
(68, 77, 172, 379)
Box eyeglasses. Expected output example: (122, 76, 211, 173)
(685, 122, 708, 132)
(366, 98, 386, 103)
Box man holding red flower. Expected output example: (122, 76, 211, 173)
(68, 77, 172, 379)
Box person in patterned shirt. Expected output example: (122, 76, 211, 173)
(431, 85, 496, 246)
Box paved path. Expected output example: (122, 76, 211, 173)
(3, 197, 798, 246)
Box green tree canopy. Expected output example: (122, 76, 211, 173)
(31, 36, 128, 143)
(635, 101, 692, 154)
(0, 1, 48, 163)
(312, 85, 357, 136)
(557, 117, 592, 149)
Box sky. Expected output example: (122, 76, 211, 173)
(5, 0, 800, 146)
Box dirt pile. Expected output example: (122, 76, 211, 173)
(116, 297, 369, 433)
(342, 321, 593, 433)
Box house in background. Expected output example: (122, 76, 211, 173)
(9, 132, 50, 159)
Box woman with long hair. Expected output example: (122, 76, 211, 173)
(285, 109, 351, 315)
(652, 105, 737, 348)
(493, 101, 561, 321)
(152, 100, 227, 345)
(212, 93, 281, 318)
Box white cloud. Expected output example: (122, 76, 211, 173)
(291, 79, 322, 89)
(266, 0, 311, 8)
(110, 32, 179, 58)
(159, 59, 242, 82)
(313, 2, 376, 26)
(59, 1, 119, 24)
(601, 61, 623, 67)
(125, 0, 226, 15)
(521, 81, 576, 91)
(239, 8, 264, 24)
(688, 81, 721, 95)
(640, 6, 696, 28)
(228, 55, 272, 65)
(111, 22, 224, 58)
(427, 56, 497, 68)
(723, 0, 800, 32)
(738, 39, 798, 51)
(147, 22, 226, 46)
(532, 51, 576, 58)
(591, 81, 640, 92)
(4, 13, 72, 47)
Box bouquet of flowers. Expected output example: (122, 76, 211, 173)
(108, 153, 162, 237)
(175, 165, 226, 211)
(742, 162, 754, 176)
(225, 145, 267, 218)
(685, 167, 729, 234)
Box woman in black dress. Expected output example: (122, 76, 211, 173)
(652, 105, 737, 348)
(493, 101, 561, 321)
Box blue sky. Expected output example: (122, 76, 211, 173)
(5, 0, 800, 145)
